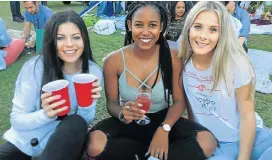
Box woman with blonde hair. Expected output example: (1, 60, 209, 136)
(179, 1, 272, 160)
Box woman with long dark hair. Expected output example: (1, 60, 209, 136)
(165, 1, 187, 42)
(0, 10, 102, 160)
(86, 2, 216, 160)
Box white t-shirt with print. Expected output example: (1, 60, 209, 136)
(183, 58, 263, 142)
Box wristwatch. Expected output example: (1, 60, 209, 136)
(160, 123, 171, 132)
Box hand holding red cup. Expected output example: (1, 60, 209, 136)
(72, 74, 102, 107)
(41, 80, 71, 118)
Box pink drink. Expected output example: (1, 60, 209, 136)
(136, 94, 151, 112)
(135, 89, 152, 125)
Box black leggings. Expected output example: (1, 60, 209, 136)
(88, 109, 211, 160)
(0, 114, 88, 160)
(0, 142, 31, 160)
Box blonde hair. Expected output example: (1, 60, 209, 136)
(178, 1, 255, 97)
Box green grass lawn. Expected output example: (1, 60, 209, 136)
(0, 2, 272, 144)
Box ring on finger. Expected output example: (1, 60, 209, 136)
(125, 105, 130, 111)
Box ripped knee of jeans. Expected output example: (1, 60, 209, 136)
(86, 130, 109, 159)
(196, 130, 218, 158)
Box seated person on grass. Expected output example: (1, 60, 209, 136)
(179, 2, 272, 159)
(0, 18, 25, 70)
(85, 2, 217, 160)
(22, 1, 53, 48)
(0, 10, 102, 160)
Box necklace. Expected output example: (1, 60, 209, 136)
(131, 47, 157, 69)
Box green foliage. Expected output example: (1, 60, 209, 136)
(82, 15, 99, 28)
(264, 4, 272, 13)
(248, 2, 272, 13)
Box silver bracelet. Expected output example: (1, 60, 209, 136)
(118, 110, 122, 120)
(118, 110, 126, 123)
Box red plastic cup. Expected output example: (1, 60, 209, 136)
(42, 80, 71, 116)
(72, 74, 97, 107)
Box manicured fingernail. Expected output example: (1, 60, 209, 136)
(141, 110, 146, 114)
(56, 95, 61, 98)
(138, 103, 143, 107)
(61, 100, 66, 103)
(64, 106, 68, 110)
(92, 82, 98, 86)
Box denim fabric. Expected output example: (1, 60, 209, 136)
(89, 109, 209, 160)
(10, 1, 22, 18)
(209, 127, 272, 160)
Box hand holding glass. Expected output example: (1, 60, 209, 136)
(136, 88, 152, 125)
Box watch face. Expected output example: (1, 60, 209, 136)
(163, 124, 171, 132)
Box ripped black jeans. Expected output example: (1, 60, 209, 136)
(87, 109, 215, 160)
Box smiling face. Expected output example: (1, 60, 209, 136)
(56, 22, 84, 64)
(189, 11, 220, 56)
(128, 6, 162, 50)
(175, 2, 186, 18)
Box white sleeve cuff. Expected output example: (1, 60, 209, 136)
(39, 109, 57, 123)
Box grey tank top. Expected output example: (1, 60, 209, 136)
(118, 48, 167, 113)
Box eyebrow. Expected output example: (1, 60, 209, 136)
(193, 22, 219, 28)
(134, 20, 158, 23)
(57, 33, 81, 36)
